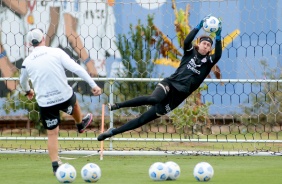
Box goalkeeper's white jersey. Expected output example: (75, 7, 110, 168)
(20, 46, 97, 107)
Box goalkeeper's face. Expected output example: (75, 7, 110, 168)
(198, 40, 212, 55)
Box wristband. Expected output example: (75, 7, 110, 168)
(195, 22, 202, 30)
(83, 57, 91, 65)
(0, 51, 7, 59)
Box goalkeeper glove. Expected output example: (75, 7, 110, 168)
(196, 14, 211, 30)
(215, 20, 222, 41)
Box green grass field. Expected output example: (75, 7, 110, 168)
(0, 154, 281, 184)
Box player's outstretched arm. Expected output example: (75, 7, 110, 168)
(212, 24, 222, 63)
(215, 18, 222, 42)
(59, 49, 99, 91)
(183, 15, 211, 51)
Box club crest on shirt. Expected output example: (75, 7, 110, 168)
(201, 57, 207, 63)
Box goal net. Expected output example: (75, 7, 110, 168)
(0, 0, 282, 156)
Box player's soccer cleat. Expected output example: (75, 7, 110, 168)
(52, 159, 63, 175)
(107, 103, 119, 111)
(77, 113, 93, 133)
(97, 127, 115, 141)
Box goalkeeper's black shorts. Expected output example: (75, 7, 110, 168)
(155, 81, 190, 116)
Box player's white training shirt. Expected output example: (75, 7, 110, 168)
(20, 46, 97, 107)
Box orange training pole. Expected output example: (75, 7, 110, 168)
(100, 104, 105, 160)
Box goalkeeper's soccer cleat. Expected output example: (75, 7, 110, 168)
(77, 113, 93, 133)
(107, 103, 119, 111)
(97, 127, 114, 141)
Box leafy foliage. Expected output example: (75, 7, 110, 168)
(4, 91, 44, 132)
(115, 15, 162, 113)
(170, 84, 211, 129)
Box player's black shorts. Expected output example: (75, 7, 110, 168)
(39, 93, 76, 130)
(155, 81, 190, 116)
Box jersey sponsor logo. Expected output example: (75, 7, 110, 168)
(44, 90, 62, 98)
(187, 59, 201, 74)
(45, 119, 58, 127)
(66, 106, 73, 115)
(46, 98, 64, 105)
(190, 58, 201, 67)
(32, 52, 47, 60)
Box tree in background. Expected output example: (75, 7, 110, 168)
(115, 15, 162, 115)
(4, 92, 43, 133)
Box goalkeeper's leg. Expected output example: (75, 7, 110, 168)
(108, 83, 169, 111)
(97, 106, 159, 141)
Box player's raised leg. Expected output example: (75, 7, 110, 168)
(72, 100, 93, 133)
(107, 83, 169, 111)
(98, 106, 159, 141)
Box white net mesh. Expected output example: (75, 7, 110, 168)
(0, 0, 282, 155)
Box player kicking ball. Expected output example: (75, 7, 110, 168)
(20, 28, 102, 174)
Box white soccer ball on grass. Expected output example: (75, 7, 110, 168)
(55, 163, 77, 183)
(165, 161, 181, 180)
(148, 162, 169, 181)
(203, 16, 220, 33)
(81, 163, 101, 183)
(193, 162, 214, 182)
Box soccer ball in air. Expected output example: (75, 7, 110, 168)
(81, 163, 101, 183)
(193, 162, 214, 182)
(148, 162, 169, 181)
(165, 161, 181, 180)
(55, 163, 77, 183)
(203, 16, 220, 33)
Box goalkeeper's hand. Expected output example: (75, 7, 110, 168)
(215, 18, 222, 40)
(196, 14, 211, 30)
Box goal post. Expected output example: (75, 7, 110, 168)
(1, 78, 282, 156)
(0, 0, 282, 156)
